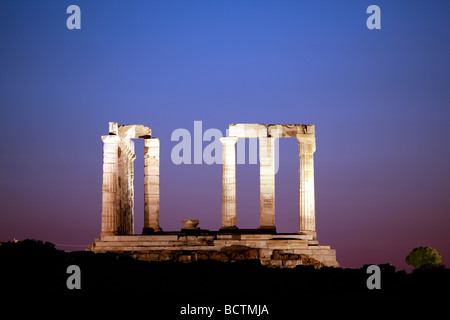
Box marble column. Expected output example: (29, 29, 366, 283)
(297, 137, 317, 239)
(258, 137, 276, 231)
(220, 137, 238, 230)
(143, 138, 162, 233)
(119, 141, 136, 235)
(101, 135, 121, 237)
(126, 150, 136, 235)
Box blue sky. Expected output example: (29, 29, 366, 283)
(0, 0, 449, 270)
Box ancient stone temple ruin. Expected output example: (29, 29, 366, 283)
(88, 122, 339, 268)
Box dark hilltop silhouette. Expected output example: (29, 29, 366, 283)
(1, 239, 448, 314)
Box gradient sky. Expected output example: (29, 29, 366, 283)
(0, 0, 449, 272)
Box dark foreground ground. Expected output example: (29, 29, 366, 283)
(1, 240, 448, 316)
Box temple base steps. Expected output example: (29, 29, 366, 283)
(88, 233, 338, 268)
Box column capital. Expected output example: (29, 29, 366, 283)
(296, 134, 315, 142)
(297, 136, 316, 153)
(220, 137, 238, 145)
(101, 135, 121, 143)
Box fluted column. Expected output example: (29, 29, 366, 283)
(143, 138, 162, 233)
(258, 137, 276, 231)
(220, 137, 238, 230)
(127, 151, 136, 234)
(101, 135, 121, 237)
(297, 136, 317, 239)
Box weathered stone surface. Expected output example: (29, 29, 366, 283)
(109, 122, 119, 135)
(109, 122, 152, 138)
(89, 233, 339, 268)
(181, 219, 200, 230)
(143, 138, 161, 233)
(100, 135, 120, 237)
(240, 234, 272, 240)
(297, 136, 316, 239)
(102, 123, 154, 236)
(259, 137, 275, 229)
(229, 123, 267, 138)
(220, 137, 238, 229)
(100, 135, 135, 236)
(131, 246, 260, 263)
(121, 124, 151, 138)
(95, 122, 338, 268)
(268, 124, 315, 138)
(101, 235, 179, 241)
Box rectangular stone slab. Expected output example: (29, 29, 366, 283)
(229, 123, 267, 138)
(268, 124, 315, 137)
(109, 122, 152, 139)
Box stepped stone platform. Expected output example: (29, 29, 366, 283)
(92, 123, 339, 268)
(88, 230, 339, 268)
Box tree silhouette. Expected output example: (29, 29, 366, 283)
(406, 247, 442, 269)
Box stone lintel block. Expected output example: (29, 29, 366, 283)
(268, 124, 315, 138)
(229, 123, 267, 138)
(109, 124, 152, 139)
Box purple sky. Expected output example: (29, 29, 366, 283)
(0, 0, 449, 272)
